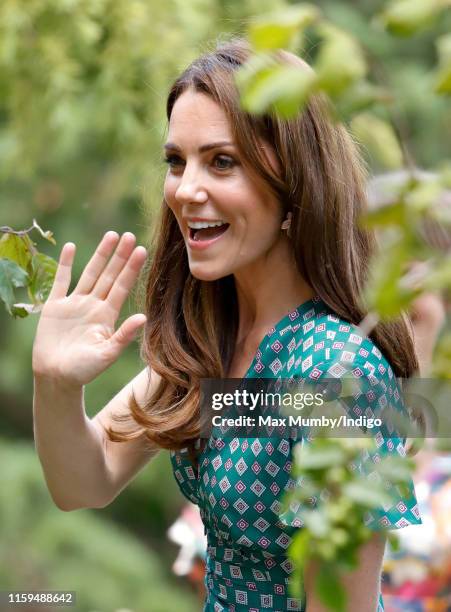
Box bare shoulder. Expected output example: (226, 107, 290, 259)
(90, 366, 162, 504)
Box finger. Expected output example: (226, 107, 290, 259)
(47, 242, 76, 301)
(91, 232, 136, 300)
(108, 313, 147, 356)
(105, 246, 147, 314)
(72, 231, 120, 295)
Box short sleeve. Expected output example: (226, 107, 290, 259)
(333, 354, 422, 531)
(280, 350, 422, 531)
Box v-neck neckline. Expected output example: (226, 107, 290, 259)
(242, 294, 325, 379)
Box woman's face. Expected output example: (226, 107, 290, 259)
(164, 89, 284, 282)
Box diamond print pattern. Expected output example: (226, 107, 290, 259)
(170, 296, 421, 611)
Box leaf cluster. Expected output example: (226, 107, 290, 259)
(284, 437, 413, 611)
(0, 220, 56, 317)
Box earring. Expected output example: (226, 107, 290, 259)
(281, 212, 292, 231)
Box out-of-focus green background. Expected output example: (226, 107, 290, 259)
(1, 1, 449, 611)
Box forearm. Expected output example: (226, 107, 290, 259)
(33, 375, 112, 511)
(305, 586, 381, 612)
(410, 292, 447, 376)
(304, 533, 385, 612)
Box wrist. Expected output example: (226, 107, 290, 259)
(33, 372, 84, 396)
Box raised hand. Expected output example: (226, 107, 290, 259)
(32, 231, 148, 387)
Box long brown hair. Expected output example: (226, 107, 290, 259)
(104, 37, 419, 452)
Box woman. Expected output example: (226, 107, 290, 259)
(32, 39, 422, 611)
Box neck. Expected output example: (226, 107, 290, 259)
(233, 237, 315, 346)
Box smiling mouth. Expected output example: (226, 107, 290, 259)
(189, 223, 230, 242)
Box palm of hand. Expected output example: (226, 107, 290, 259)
(32, 232, 148, 387)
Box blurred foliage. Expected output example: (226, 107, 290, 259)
(237, 0, 451, 335)
(0, 0, 286, 606)
(0, 438, 199, 612)
(1, 0, 451, 610)
(377, 0, 451, 37)
(285, 438, 413, 611)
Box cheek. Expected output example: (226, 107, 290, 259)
(164, 177, 179, 214)
(245, 200, 282, 240)
(163, 176, 173, 203)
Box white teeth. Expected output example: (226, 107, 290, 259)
(187, 220, 226, 229)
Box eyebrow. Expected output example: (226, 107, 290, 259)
(163, 140, 234, 153)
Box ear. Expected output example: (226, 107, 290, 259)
(281, 211, 292, 230)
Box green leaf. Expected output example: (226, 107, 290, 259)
(336, 542, 360, 571)
(364, 240, 420, 318)
(343, 481, 393, 508)
(360, 201, 406, 229)
(330, 528, 349, 547)
(378, 0, 448, 37)
(431, 331, 451, 378)
(404, 178, 444, 213)
(249, 5, 320, 52)
(11, 302, 42, 317)
(241, 63, 317, 117)
(289, 529, 311, 566)
(434, 33, 451, 94)
(270, 69, 318, 118)
(350, 113, 404, 170)
(0, 257, 29, 315)
(28, 252, 58, 304)
(0, 233, 32, 270)
(10, 304, 32, 318)
(288, 530, 310, 599)
(314, 24, 367, 97)
(326, 503, 349, 523)
(235, 52, 276, 94)
(335, 81, 393, 119)
(302, 509, 330, 537)
(316, 566, 347, 612)
(294, 443, 346, 470)
(423, 256, 451, 291)
(387, 532, 401, 552)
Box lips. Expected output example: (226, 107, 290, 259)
(189, 223, 230, 241)
(187, 223, 230, 251)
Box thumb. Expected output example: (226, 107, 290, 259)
(110, 313, 147, 353)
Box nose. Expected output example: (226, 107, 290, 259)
(174, 163, 208, 205)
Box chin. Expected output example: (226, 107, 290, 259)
(189, 262, 228, 282)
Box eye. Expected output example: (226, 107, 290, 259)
(163, 154, 184, 169)
(163, 154, 236, 170)
(215, 155, 235, 170)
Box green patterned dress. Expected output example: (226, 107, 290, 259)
(170, 296, 422, 611)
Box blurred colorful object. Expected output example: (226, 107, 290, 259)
(382, 451, 451, 611)
(167, 503, 207, 600)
